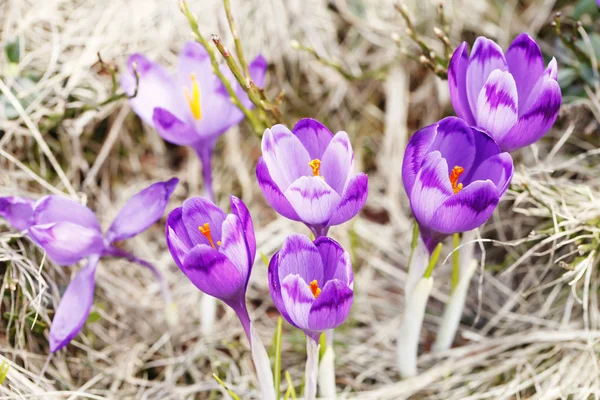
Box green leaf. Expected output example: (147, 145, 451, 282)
(318, 332, 327, 360)
(212, 374, 240, 400)
(284, 371, 298, 400)
(260, 252, 270, 268)
(5, 38, 20, 64)
(272, 317, 283, 397)
(87, 311, 101, 324)
(0, 361, 9, 385)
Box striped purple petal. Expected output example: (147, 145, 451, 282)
(475, 69, 518, 142)
(307, 280, 353, 332)
(284, 177, 341, 226)
(466, 37, 507, 114)
(292, 118, 334, 160)
(0, 196, 35, 231)
(505, 33, 545, 110)
(320, 131, 354, 195)
(255, 157, 301, 221)
(327, 173, 368, 227)
(448, 42, 476, 125)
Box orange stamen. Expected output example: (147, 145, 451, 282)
(308, 159, 321, 177)
(309, 280, 321, 298)
(199, 223, 217, 249)
(449, 165, 465, 194)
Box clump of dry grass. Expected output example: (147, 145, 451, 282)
(1, 0, 599, 398)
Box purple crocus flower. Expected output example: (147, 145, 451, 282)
(122, 41, 267, 200)
(165, 195, 255, 340)
(256, 118, 368, 237)
(402, 117, 514, 252)
(268, 234, 354, 342)
(448, 33, 561, 152)
(1, 179, 178, 352)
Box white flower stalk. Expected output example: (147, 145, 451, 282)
(200, 294, 216, 334)
(250, 324, 276, 400)
(397, 276, 434, 378)
(305, 338, 320, 400)
(433, 230, 478, 352)
(318, 341, 336, 398)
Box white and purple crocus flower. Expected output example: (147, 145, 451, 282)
(165, 195, 255, 341)
(256, 118, 368, 237)
(268, 234, 354, 342)
(0, 178, 178, 352)
(402, 117, 514, 252)
(122, 42, 267, 200)
(448, 33, 561, 152)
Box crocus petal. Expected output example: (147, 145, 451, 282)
(106, 178, 178, 243)
(277, 234, 324, 284)
(469, 152, 514, 195)
(256, 157, 301, 221)
(49, 257, 99, 352)
(409, 151, 453, 226)
(181, 197, 227, 247)
(152, 107, 200, 146)
(121, 54, 181, 126)
(315, 237, 353, 287)
(307, 280, 353, 332)
(166, 207, 193, 269)
(428, 117, 477, 177)
(230, 196, 256, 266)
(545, 57, 558, 80)
(268, 251, 295, 327)
(500, 78, 561, 152)
(402, 124, 437, 196)
(448, 42, 476, 125)
(505, 33, 545, 110)
(178, 42, 240, 138)
(466, 37, 507, 113)
(219, 214, 250, 280)
(28, 222, 105, 266)
(0, 196, 35, 231)
(327, 173, 368, 227)
(320, 131, 354, 195)
(34, 196, 101, 231)
(476, 70, 518, 142)
(284, 177, 341, 226)
(281, 274, 315, 329)
(292, 118, 334, 160)
(182, 244, 244, 300)
(429, 180, 500, 234)
(262, 125, 312, 190)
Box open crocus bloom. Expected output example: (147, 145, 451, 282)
(256, 118, 368, 237)
(122, 42, 267, 199)
(402, 117, 514, 252)
(165, 195, 255, 340)
(0, 179, 179, 352)
(449, 33, 561, 152)
(268, 234, 354, 342)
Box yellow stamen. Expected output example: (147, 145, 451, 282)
(449, 165, 465, 194)
(199, 223, 217, 249)
(309, 280, 321, 299)
(184, 73, 202, 120)
(308, 159, 321, 177)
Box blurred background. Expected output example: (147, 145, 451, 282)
(1, 0, 600, 398)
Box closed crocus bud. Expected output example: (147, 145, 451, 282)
(402, 117, 514, 252)
(256, 118, 368, 237)
(166, 195, 255, 340)
(268, 234, 354, 342)
(448, 33, 561, 152)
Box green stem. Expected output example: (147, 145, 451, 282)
(223, 0, 250, 79)
(451, 233, 460, 292)
(423, 243, 442, 278)
(407, 222, 420, 274)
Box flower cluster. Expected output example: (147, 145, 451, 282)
(0, 179, 178, 352)
(403, 33, 561, 250)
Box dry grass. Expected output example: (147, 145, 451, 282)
(1, 0, 600, 398)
